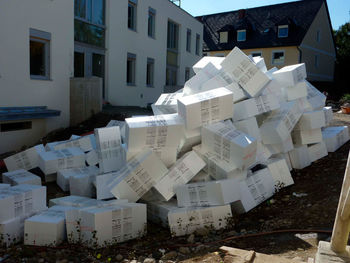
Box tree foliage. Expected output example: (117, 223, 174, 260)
(334, 22, 350, 63)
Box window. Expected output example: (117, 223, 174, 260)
(237, 30, 246, 41)
(219, 32, 228, 43)
(74, 0, 105, 25)
(316, 30, 321, 43)
(166, 67, 177, 86)
(167, 21, 179, 50)
(185, 67, 190, 81)
(1, 121, 32, 132)
(148, 7, 156, 38)
(196, 34, 200, 56)
(186, 29, 191, 52)
(251, 52, 262, 57)
(128, 0, 137, 31)
(278, 25, 288, 38)
(30, 28, 51, 80)
(272, 51, 285, 65)
(127, 53, 136, 85)
(146, 58, 154, 87)
(315, 55, 319, 68)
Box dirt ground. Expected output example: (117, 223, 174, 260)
(1, 112, 350, 263)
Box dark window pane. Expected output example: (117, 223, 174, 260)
(148, 13, 155, 37)
(128, 3, 135, 30)
(74, 0, 86, 18)
(127, 59, 134, 84)
(147, 62, 154, 86)
(92, 0, 104, 25)
(87, 0, 92, 21)
(74, 20, 105, 47)
(30, 40, 45, 76)
(74, 52, 85, 77)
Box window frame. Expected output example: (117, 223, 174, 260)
(219, 31, 228, 43)
(271, 50, 285, 65)
(30, 28, 51, 80)
(250, 51, 262, 57)
(148, 7, 156, 39)
(186, 29, 191, 53)
(167, 20, 179, 51)
(74, 0, 105, 27)
(237, 29, 246, 42)
(195, 34, 200, 56)
(278, 25, 288, 38)
(146, 57, 155, 87)
(128, 0, 137, 31)
(127, 52, 136, 86)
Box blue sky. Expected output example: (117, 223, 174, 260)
(180, 0, 349, 30)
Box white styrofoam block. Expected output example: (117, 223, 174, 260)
(233, 117, 261, 142)
(176, 178, 241, 207)
(0, 183, 10, 190)
(24, 205, 78, 246)
(108, 149, 168, 202)
(323, 106, 333, 126)
(152, 93, 183, 115)
(284, 80, 308, 101)
(49, 195, 92, 207)
(125, 114, 184, 152)
(192, 144, 247, 181)
(252, 56, 267, 72)
(308, 141, 328, 163)
(266, 158, 294, 189)
(260, 100, 303, 144)
(272, 63, 307, 86)
(201, 122, 257, 169)
(262, 78, 286, 103)
(105, 120, 126, 143)
(86, 150, 98, 166)
(67, 167, 100, 197)
(224, 82, 247, 103)
(192, 56, 224, 74)
(147, 200, 232, 237)
(95, 126, 125, 174)
(231, 168, 275, 214)
(178, 88, 233, 130)
(178, 127, 201, 154)
(57, 167, 93, 192)
(189, 171, 213, 183)
(199, 71, 233, 94)
(294, 110, 326, 130)
(288, 145, 311, 169)
(266, 135, 294, 154)
(154, 151, 206, 201)
(255, 142, 273, 164)
(302, 81, 327, 111)
(0, 184, 46, 223)
(38, 147, 86, 177)
(4, 144, 45, 172)
(2, 169, 41, 186)
(272, 153, 293, 171)
(53, 135, 96, 152)
(322, 126, 350, 152)
(220, 47, 270, 97)
(183, 62, 221, 96)
(292, 128, 323, 145)
(232, 94, 280, 121)
(66, 203, 146, 247)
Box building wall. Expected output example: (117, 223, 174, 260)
(106, 0, 203, 107)
(300, 2, 336, 82)
(207, 46, 300, 70)
(0, 0, 74, 132)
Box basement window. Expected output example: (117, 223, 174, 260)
(0, 121, 32, 132)
(30, 28, 51, 80)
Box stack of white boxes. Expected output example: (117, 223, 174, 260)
(2, 45, 349, 246)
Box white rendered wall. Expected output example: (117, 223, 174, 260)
(0, 0, 74, 132)
(105, 0, 203, 107)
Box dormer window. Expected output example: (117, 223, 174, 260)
(237, 30, 246, 41)
(219, 31, 228, 43)
(278, 25, 288, 38)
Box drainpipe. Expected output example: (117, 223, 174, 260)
(297, 46, 302, 63)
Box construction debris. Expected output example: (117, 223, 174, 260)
(1, 46, 349, 248)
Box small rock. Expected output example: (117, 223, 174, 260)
(240, 229, 247, 234)
(195, 227, 210, 237)
(162, 251, 178, 260)
(116, 254, 123, 262)
(143, 258, 156, 263)
(152, 250, 163, 260)
(292, 256, 303, 261)
(179, 247, 191, 254)
(195, 245, 207, 253)
(38, 259, 45, 263)
(297, 248, 304, 251)
(226, 230, 238, 236)
(187, 234, 195, 243)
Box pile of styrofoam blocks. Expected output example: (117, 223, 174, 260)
(1, 46, 349, 247)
